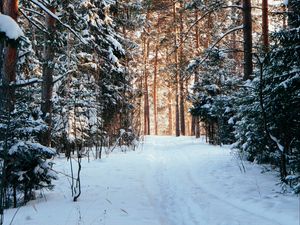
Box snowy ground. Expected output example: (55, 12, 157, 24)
(4, 136, 300, 225)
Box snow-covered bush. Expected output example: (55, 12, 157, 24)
(0, 86, 56, 207)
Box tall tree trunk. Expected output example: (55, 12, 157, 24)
(143, 35, 150, 135)
(175, 77, 180, 137)
(179, 2, 185, 136)
(153, 44, 158, 135)
(191, 9, 200, 137)
(168, 82, 173, 135)
(191, 116, 195, 136)
(230, 0, 239, 67)
(173, 3, 180, 137)
(195, 117, 200, 138)
(41, 7, 56, 146)
(179, 82, 185, 135)
(243, 0, 253, 80)
(1, 0, 19, 113)
(262, 0, 269, 52)
(0, 1, 19, 221)
(166, 47, 173, 135)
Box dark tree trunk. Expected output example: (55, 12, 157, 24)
(195, 116, 200, 138)
(41, 7, 56, 146)
(191, 116, 195, 136)
(262, 0, 269, 52)
(1, 0, 19, 113)
(243, 0, 253, 80)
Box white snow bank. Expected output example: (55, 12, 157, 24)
(0, 14, 23, 40)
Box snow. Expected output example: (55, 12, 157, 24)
(29, 0, 87, 44)
(9, 141, 56, 155)
(269, 134, 284, 152)
(0, 14, 24, 40)
(228, 117, 235, 125)
(108, 46, 119, 64)
(107, 35, 125, 55)
(29, 0, 59, 21)
(283, 0, 288, 6)
(4, 136, 299, 225)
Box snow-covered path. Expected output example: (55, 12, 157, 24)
(5, 136, 299, 225)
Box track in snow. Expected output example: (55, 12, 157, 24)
(142, 137, 282, 225)
(4, 136, 299, 225)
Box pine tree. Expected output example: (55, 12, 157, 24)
(262, 0, 300, 190)
(233, 0, 300, 193)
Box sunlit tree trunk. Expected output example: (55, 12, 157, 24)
(168, 83, 173, 135)
(0, 0, 19, 220)
(165, 47, 173, 135)
(191, 9, 200, 138)
(153, 40, 159, 135)
(179, 2, 185, 136)
(173, 3, 180, 137)
(230, 0, 239, 68)
(143, 35, 150, 135)
(1, 0, 19, 113)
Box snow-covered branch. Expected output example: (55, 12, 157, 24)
(19, 9, 48, 33)
(29, 0, 87, 44)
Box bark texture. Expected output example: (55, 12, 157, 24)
(243, 0, 253, 80)
(41, 7, 56, 146)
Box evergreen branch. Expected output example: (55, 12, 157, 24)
(52, 70, 76, 85)
(28, 0, 87, 44)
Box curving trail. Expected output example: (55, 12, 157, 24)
(4, 136, 299, 225)
(142, 138, 279, 225)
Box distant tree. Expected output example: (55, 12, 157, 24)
(189, 48, 240, 144)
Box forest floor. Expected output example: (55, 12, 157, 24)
(4, 136, 300, 225)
